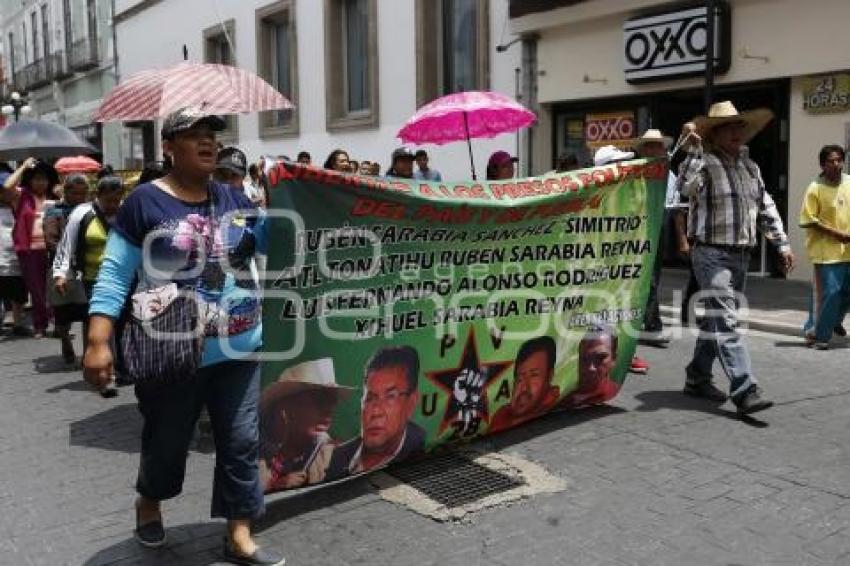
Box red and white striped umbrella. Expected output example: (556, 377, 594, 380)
(94, 63, 293, 122)
(55, 155, 102, 174)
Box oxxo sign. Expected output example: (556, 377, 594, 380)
(585, 112, 635, 150)
(623, 2, 730, 84)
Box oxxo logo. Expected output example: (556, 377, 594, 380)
(623, 3, 728, 83)
(585, 114, 635, 144)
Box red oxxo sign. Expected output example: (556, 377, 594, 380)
(584, 112, 636, 150)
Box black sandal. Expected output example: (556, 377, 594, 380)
(134, 500, 166, 548)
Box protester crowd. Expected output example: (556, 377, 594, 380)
(0, 99, 848, 565)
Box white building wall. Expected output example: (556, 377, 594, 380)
(115, 0, 521, 181)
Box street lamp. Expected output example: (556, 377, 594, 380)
(1, 91, 32, 122)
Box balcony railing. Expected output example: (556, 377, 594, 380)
(49, 51, 73, 80)
(20, 59, 51, 90)
(69, 37, 99, 71)
(12, 69, 27, 92)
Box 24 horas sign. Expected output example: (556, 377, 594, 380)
(260, 160, 665, 493)
(802, 74, 850, 114)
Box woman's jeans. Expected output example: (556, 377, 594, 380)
(687, 244, 758, 397)
(17, 249, 50, 332)
(135, 358, 264, 520)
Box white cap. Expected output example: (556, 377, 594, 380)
(593, 145, 635, 166)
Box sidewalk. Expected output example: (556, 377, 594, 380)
(659, 268, 809, 337)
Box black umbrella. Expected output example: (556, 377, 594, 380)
(0, 119, 97, 161)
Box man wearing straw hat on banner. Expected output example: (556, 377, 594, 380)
(677, 101, 795, 415)
(259, 358, 354, 491)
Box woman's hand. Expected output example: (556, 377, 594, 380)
(83, 341, 114, 391)
(54, 276, 67, 296)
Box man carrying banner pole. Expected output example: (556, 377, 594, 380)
(678, 101, 796, 415)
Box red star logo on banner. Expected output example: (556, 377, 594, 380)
(425, 328, 512, 438)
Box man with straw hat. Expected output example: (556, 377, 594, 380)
(633, 128, 686, 348)
(677, 100, 796, 416)
(259, 358, 353, 491)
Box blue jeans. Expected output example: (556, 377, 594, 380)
(687, 244, 756, 397)
(803, 263, 850, 343)
(135, 358, 264, 520)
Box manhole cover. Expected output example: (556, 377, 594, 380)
(369, 449, 567, 522)
(387, 452, 525, 508)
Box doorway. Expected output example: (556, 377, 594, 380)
(551, 79, 790, 276)
(649, 80, 790, 276)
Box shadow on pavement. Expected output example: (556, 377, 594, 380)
(69, 402, 218, 455)
(83, 522, 228, 566)
(485, 403, 628, 451)
(256, 476, 375, 530)
(33, 354, 79, 374)
(69, 402, 143, 453)
(773, 339, 850, 350)
(46, 379, 91, 393)
(633, 390, 769, 428)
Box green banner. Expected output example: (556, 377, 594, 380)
(260, 159, 666, 493)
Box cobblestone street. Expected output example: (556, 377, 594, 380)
(3, 321, 850, 566)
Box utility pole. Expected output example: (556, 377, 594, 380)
(704, 0, 716, 113)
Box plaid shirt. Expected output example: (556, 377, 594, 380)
(677, 146, 789, 251)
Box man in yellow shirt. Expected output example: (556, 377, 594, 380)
(800, 144, 850, 349)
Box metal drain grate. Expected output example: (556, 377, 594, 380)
(386, 452, 526, 508)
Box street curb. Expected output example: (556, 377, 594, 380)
(659, 305, 802, 338)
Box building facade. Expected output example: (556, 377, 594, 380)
(0, 0, 121, 164)
(510, 0, 850, 281)
(112, 0, 523, 180)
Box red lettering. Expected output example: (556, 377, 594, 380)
(351, 198, 406, 219)
(591, 168, 615, 188)
(544, 178, 562, 194)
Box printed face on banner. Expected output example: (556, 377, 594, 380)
(362, 365, 418, 454)
(260, 157, 667, 492)
(578, 334, 616, 390)
(512, 350, 551, 415)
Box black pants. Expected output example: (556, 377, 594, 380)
(135, 358, 264, 520)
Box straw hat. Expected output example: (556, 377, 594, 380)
(260, 358, 354, 410)
(632, 128, 673, 150)
(692, 101, 774, 143)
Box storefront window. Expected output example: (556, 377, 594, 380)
(555, 113, 591, 169)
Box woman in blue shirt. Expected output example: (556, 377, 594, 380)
(83, 107, 283, 566)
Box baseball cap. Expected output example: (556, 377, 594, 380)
(216, 147, 247, 176)
(487, 150, 519, 169)
(391, 146, 415, 162)
(161, 106, 226, 140)
(593, 145, 635, 166)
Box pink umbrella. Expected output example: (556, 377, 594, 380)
(55, 155, 101, 174)
(94, 62, 294, 121)
(397, 91, 536, 179)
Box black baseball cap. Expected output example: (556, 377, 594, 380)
(161, 106, 226, 140)
(216, 147, 247, 176)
